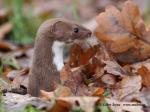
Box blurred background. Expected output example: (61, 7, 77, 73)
(0, 0, 149, 45)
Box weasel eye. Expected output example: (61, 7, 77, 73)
(74, 27, 79, 33)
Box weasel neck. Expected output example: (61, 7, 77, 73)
(52, 41, 65, 71)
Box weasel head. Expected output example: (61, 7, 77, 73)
(49, 19, 92, 43)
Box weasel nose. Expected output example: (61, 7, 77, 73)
(87, 31, 92, 37)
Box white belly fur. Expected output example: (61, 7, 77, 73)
(52, 41, 65, 71)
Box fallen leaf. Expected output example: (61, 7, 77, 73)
(113, 75, 142, 100)
(3, 67, 13, 76)
(11, 68, 29, 89)
(138, 66, 150, 89)
(60, 65, 84, 95)
(103, 61, 126, 76)
(60, 65, 102, 96)
(0, 41, 16, 52)
(101, 74, 116, 85)
(69, 43, 98, 67)
(40, 86, 72, 100)
(59, 97, 99, 112)
(132, 59, 150, 73)
(0, 22, 12, 40)
(49, 99, 71, 112)
(92, 87, 104, 96)
(138, 88, 150, 106)
(95, 0, 150, 64)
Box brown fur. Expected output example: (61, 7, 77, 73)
(28, 18, 91, 96)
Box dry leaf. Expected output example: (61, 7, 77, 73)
(40, 86, 72, 100)
(92, 87, 104, 96)
(60, 65, 84, 95)
(59, 97, 99, 112)
(7, 68, 29, 81)
(11, 68, 29, 89)
(103, 61, 126, 76)
(132, 59, 150, 73)
(138, 88, 150, 106)
(60, 64, 103, 96)
(101, 74, 116, 85)
(0, 22, 12, 40)
(69, 44, 98, 67)
(95, 0, 150, 64)
(49, 99, 71, 112)
(3, 67, 13, 76)
(0, 41, 16, 52)
(138, 66, 150, 89)
(113, 75, 142, 100)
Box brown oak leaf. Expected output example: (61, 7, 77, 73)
(95, 0, 150, 64)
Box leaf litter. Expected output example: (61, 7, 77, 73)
(1, 0, 150, 112)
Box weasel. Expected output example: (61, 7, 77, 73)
(28, 18, 91, 96)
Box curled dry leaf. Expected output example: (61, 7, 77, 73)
(95, 0, 150, 64)
(40, 86, 72, 100)
(60, 65, 84, 95)
(69, 43, 98, 67)
(113, 75, 142, 100)
(11, 68, 29, 89)
(103, 61, 126, 76)
(138, 66, 150, 89)
(60, 64, 103, 96)
(62, 43, 121, 95)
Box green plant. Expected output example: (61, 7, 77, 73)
(95, 100, 112, 112)
(143, 0, 150, 25)
(71, 106, 84, 112)
(22, 105, 46, 112)
(103, 90, 110, 97)
(0, 56, 20, 74)
(72, 0, 80, 21)
(5, 0, 42, 44)
(0, 58, 3, 74)
(2, 56, 19, 69)
(11, 0, 34, 44)
(0, 92, 5, 112)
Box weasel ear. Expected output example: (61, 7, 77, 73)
(52, 21, 70, 36)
